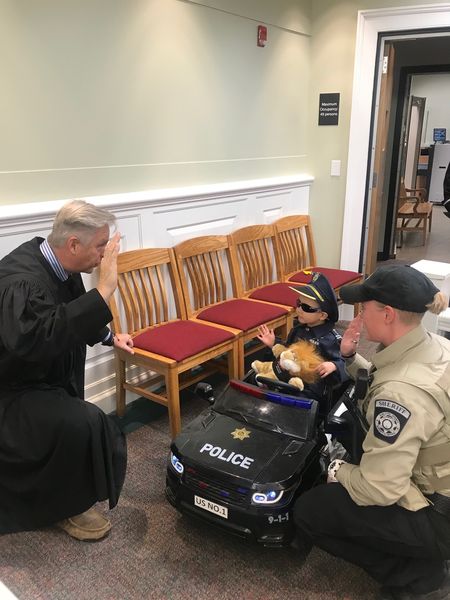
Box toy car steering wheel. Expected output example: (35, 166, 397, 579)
(255, 374, 303, 396)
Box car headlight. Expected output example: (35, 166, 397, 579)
(170, 451, 184, 475)
(252, 490, 284, 505)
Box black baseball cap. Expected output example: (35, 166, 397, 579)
(290, 272, 339, 322)
(339, 265, 439, 313)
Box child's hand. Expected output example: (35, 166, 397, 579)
(256, 324, 275, 347)
(316, 361, 337, 378)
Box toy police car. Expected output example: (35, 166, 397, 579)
(165, 378, 324, 547)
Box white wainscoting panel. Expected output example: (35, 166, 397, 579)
(0, 175, 313, 413)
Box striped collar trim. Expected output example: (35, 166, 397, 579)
(39, 239, 70, 282)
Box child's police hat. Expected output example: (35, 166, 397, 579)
(290, 272, 339, 322)
(339, 265, 439, 313)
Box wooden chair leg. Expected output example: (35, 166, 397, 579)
(166, 368, 181, 439)
(237, 342, 245, 380)
(280, 321, 289, 341)
(286, 312, 294, 331)
(115, 353, 126, 417)
(428, 213, 432, 232)
(422, 219, 426, 245)
(227, 343, 239, 381)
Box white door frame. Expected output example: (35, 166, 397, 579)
(341, 3, 450, 273)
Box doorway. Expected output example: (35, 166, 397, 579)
(340, 5, 450, 282)
(365, 35, 450, 274)
(380, 62, 450, 266)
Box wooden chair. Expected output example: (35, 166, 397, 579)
(228, 223, 298, 312)
(273, 215, 363, 315)
(396, 180, 433, 247)
(109, 247, 239, 438)
(173, 235, 290, 378)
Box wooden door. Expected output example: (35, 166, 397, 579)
(403, 95, 426, 189)
(364, 42, 395, 276)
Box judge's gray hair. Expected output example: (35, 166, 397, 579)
(48, 200, 116, 247)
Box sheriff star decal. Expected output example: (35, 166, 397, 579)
(373, 399, 411, 444)
(231, 427, 251, 441)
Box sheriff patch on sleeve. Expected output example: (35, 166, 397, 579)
(373, 399, 411, 444)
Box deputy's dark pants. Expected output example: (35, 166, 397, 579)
(293, 483, 450, 594)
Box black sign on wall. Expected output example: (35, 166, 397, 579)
(318, 93, 340, 125)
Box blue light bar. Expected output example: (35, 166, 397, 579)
(265, 391, 313, 409)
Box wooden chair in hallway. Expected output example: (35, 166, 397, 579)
(109, 247, 239, 438)
(173, 235, 290, 378)
(228, 223, 298, 313)
(396, 180, 433, 247)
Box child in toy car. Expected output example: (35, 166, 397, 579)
(256, 272, 349, 410)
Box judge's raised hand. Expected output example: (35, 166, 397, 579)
(341, 313, 363, 357)
(97, 231, 121, 302)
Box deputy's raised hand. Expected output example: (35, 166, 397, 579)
(97, 231, 121, 301)
(341, 314, 363, 357)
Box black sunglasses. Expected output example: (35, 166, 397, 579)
(296, 299, 321, 313)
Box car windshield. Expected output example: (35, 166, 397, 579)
(213, 383, 318, 440)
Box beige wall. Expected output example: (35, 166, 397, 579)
(0, 0, 311, 204)
(1, 0, 448, 267)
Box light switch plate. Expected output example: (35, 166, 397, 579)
(331, 160, 341, 177)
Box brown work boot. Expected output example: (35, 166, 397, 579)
(57, 507, 111, 541)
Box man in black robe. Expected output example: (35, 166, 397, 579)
(443, 161, 450, 219)
(0, 200, 133, 540)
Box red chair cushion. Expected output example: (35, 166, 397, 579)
(249, 283, 298, 307)
(198, 298, 287, 331)
(288, 267, 362, 289)
(133, 320, 234, 362)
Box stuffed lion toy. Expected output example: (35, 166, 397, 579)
(251, 340, 324, 390)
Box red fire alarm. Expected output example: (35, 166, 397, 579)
(257, 25, 267, 47)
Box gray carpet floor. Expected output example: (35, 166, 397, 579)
(0, 323, 381, 600)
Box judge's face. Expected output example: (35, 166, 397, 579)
(72, 225, 110, 273)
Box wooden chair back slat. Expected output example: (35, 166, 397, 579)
(110, 247, 182, 336)
(210, 250, 227, 303)
(240, 242, 256, 287)
(186, 255, 204, 308)
(274, 215, 318, 280)
(113, 275, 133, 333)
(228, 224, 279, 295)
(154, 265, 169, 323)
(174, 235, 232, 315)
(133, 269, 149, 329)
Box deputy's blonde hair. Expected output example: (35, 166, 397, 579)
(396, 291, 448, 326)
(374, 291, 448, 326)
(427, 291, 448, 314)
(48, 200, 116, 247)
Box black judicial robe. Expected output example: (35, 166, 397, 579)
(0, 237, 126, 533)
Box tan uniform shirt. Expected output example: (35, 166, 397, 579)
(337, 325, 450, 511)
